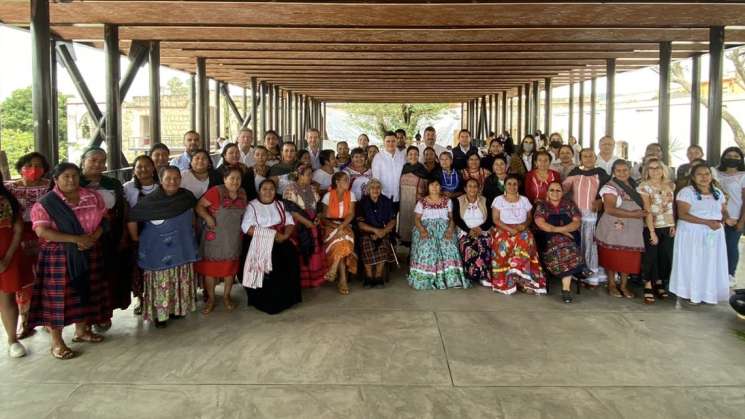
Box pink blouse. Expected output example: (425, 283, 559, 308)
(31, 186, 106, 235)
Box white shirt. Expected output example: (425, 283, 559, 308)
(123, 180, 158, 208)
(241, 199, 294, 233)
(372, 149, 406, 202)
(597, 154, 620, 176)
(714, 169, 745, 218)
(312, 168, 336, 192)
(321, 191, 357, 216)
(180, 170, 210, 199)
(418, 143, 449, 163)
(218, 147, 256, 169)
(462, 202, 487, 229)
(492, 195, 532, 224)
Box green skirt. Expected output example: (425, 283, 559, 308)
(408, 219, 469, 290)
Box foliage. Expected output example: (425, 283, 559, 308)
(0, 86, 69, 176)
(340, 103, 452, 140)
(166, 77, 189, 97)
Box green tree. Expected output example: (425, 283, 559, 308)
(166, 77, 189, 97)
(340, 103, 452, 140)
(0, 86, 70, 175)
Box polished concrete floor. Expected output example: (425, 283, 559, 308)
(3, 262, 745, 419)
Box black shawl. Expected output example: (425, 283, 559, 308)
(39, 191, 90, 303)
(401, 162, 430, 179)
(612, 178, 644, 209)
(129, 188, 197, 222)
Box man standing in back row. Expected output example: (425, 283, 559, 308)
(306, 128, 322, 170)
(169, 130, 202, 170)
(372, 131, 406, 211)
(417, 126, 448, 163)
(451, 129, 479, 171)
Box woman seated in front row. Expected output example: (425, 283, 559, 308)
(241, 179, 302, 315)
(356, 179, 397, 288)
(490, 175, 546, 295)
(533, 181, 590, 303)
(321, 172, 358, 295)
(408, 178, 469, 290)
(452, 178, 493, 287)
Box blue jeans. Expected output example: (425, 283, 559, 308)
(724, 225, 742, 276)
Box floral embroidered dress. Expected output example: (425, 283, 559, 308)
(408, 197, 469, 290)
(283, 182, 327, 288)
(534, 199, 587, 277)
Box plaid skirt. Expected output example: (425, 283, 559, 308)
(360, 235, 395, 266)
(28, 242, 111, 330)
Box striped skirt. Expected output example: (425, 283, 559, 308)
(408, 219, 469, 290)
(28, 242, 111, 330)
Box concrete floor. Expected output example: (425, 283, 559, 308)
(3, 263, 745, 418)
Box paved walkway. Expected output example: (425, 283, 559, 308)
(2, 264, 745, 418)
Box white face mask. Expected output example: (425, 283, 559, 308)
(523, 143, 534, 152)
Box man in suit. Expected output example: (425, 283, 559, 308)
(451, 129, 479, 171)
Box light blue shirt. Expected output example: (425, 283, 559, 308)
(169, 151, 192, 171)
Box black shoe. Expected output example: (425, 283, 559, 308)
(374, 279, 385, 289)
(561, 290, 573, 304)
(154, 320, 168, 328)
(363, 279, 373, 289)
(169, 314, 184, 320)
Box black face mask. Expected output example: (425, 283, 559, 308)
(722, 158, 741, 168)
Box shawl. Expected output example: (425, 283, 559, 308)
(327, 189, 352, 219)
(568, 166, 610, 187)
(39, 191, 90, 303)
(359, 194, 394, 228)
(268, 161, 298, 177)
(401, 162, 430, 179)
(242, 226, 276, 289)
(611, 178, 644, 209)
(457, 194, 488, 221)
(128, 187, 197, 222)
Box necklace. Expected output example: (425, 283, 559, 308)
(441, 169, 459, 191)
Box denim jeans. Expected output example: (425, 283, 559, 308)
(724, 225, 742, 276)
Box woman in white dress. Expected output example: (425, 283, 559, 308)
(670, 164, 729, 304)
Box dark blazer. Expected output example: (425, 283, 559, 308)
(452, 145, 479, 171)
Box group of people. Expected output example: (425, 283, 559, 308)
(0, 124, 741, 361)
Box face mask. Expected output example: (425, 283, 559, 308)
(722, 158, 741, 168)
(21, 166, 44, 182)
(523, 143, 534, 152)
(549, 141, 562, 150)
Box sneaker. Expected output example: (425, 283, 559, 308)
(561, 290, 573, 304)
(480, 280, 491, 288)
(8, 342, 27, 358)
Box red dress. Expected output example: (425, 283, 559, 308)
(0, 196, 26, 293)
(524, 169, 561, 204)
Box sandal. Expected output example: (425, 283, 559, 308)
(561, 290, 573, 304)
(655, 282, 669, 299)
(337, 281, 350, 295)
(133, 299, 143, 315)
(224, 298, 235, 311)
(202, 301, 215, 315)
(620, 288, 635, 299)
(17, 327, 36, 340)
(72, 332, 104, 343)
(643, 288, 655, 304)
(325, 272, 337, 283)
(608, 286, 623, 298)
(51, 346, 76, 360)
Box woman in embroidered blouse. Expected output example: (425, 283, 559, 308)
(128, 167, 199, 328)
(356, 179, 397, 288)
(453, 178, 493, 286)
(195, 167, 248, 314)
(0, 173, 27, 358)
(312, 149, 336, 192)
(534, 181, 589, 304)
(524, 151, 561, 204)
(460, 151, 490, 192)
(122, 155, 160, 315)
(408, 178, 468, 290)
(595, 160, 646, 299)
(5, 152, 51, 339)
(399, 146, 430, 245)
(180, 149, 221, 200)
(482, 155, 509, 207)
(343, 147, 372, 201)
(29, 163, 109, 359)
(436, 152, 462, 198)
(490, 175, 546, 295)
(509, 135, 536, 178)
(670, 164, 729, 305)
(241, 179, 301, 314)
(321, 172, 358, 295)
(637, 158, 676, 304)
(79, 147, 128, 333)
(283, 164, 327, 288)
